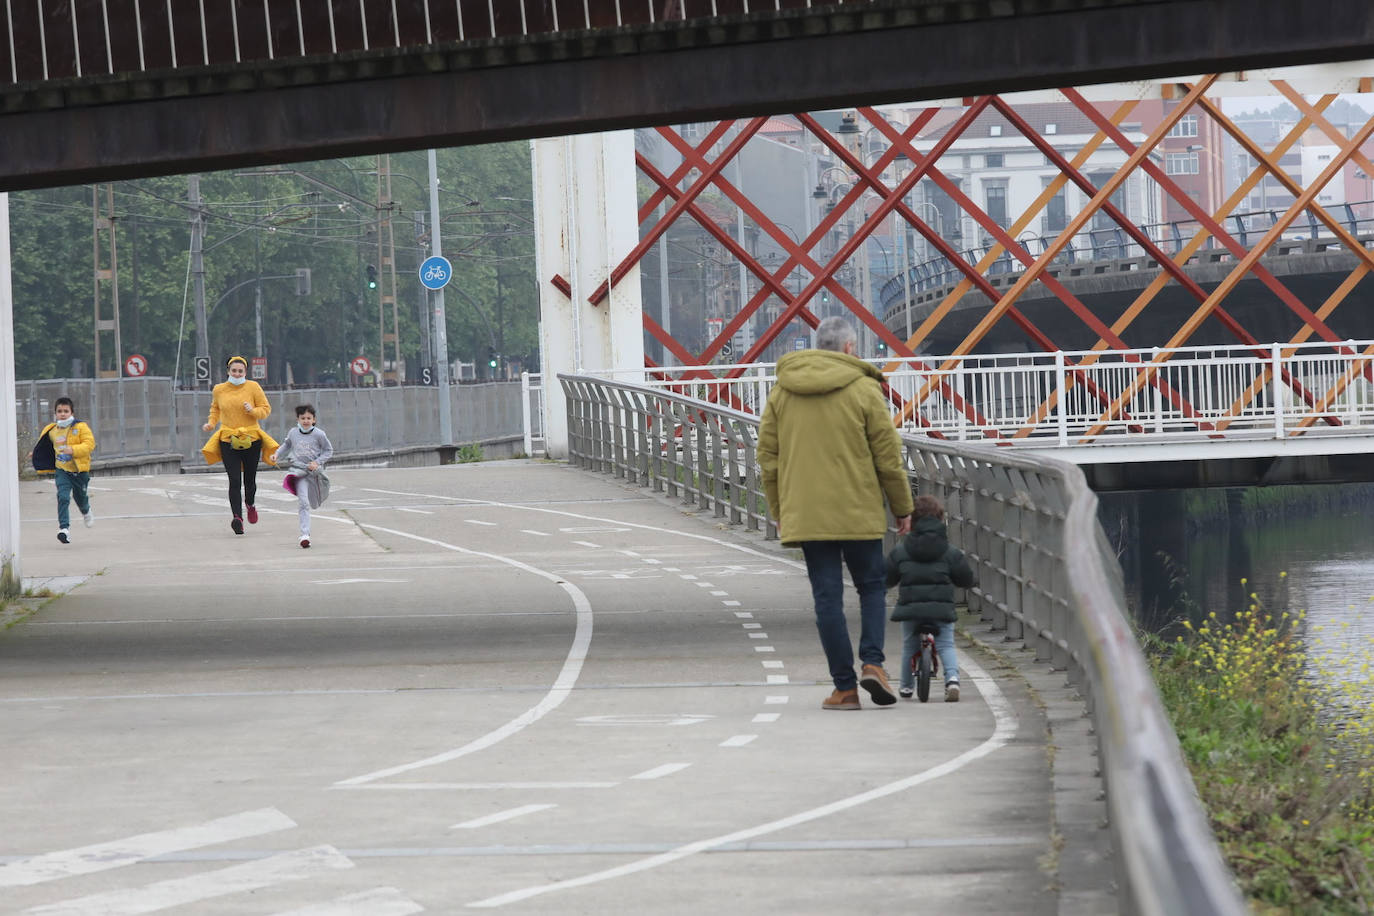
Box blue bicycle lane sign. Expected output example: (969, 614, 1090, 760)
(419, 255, 453, 290)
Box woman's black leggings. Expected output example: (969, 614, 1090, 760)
(220, 439, 262, 519)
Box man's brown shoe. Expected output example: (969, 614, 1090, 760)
(821, 689, 861, 710)
(860, 664, 898, 706)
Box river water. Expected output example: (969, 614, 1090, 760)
(1103, 488, 1374, 694)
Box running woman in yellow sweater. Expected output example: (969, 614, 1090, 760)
(201, 356, 278, 535)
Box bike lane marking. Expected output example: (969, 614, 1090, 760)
(330, 522, 594, 788)
(466, 655, 1017, 909)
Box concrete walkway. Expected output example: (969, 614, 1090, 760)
(1, 460, 1109, 914)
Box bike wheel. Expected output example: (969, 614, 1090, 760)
(916, 642, 934, 703)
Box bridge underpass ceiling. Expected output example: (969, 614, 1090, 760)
(611, 71, 1374, 439)
(1, 1, 1373, 190)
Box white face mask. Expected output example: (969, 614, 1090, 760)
(55, 417, 74, 428)
(228, 376, 247, 386)
(297, 423, 312, 433)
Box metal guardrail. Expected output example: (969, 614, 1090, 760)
(602, 337, 1374, 447)
(559, 371, 1246, 916)
(13, 377, 526, 466)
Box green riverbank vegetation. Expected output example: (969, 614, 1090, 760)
(1147, 575, 1374, 913)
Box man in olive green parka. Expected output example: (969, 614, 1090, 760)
(758, 318, 914, 710)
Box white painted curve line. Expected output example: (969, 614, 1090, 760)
(25, 845, 353, 916)
(719, 735, 757, 747)
(630, 763, 691, 780)
(452, 804, 556, 830)
(268, 887, 424, 916)
(466, 656, 1017, 909)
(341, 782, 615, 790)
(0, 808, 295, 888)
(333, 523, 594, 787)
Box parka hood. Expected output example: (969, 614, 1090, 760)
(904, 516, 950, 562)
(774, 349, 884, 396)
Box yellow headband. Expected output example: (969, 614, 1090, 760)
(226, 356, 248, 369)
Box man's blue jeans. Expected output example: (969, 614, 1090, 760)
(800, 539, 888, 691)
(54, 468, 90, 530)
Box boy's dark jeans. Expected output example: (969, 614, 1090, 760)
(220, 439, 263, 518)
(54, 468, 90, 530)
(800, 539, 888, 691)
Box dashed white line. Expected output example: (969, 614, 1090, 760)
(630, 763, 691, 780)
(521, 529, 551, 537)
(710, 590, 729, 596)
(761, 661, 784, 669)
(753, 646, 775, 653)
(765, 695, 790, 704)
(752, 713, 781, 724)
(734, 612, 754, 618)
(452, 805, 556, 830)
(719, 735, 758, 748)
(747, 633, 768, 639)
(618, 550, 641, 558)
(467, 658, 1018, 909)
(722, 600, 741, 607)
(643, 559, 662, 565)
(464, 519, 497, 526)
(393, 507, 434, 516)
(678, 574, 698, 581)
(742, 623, 762, 629)
(766, 675, 791, 684)
(693, 582, 714, 588)
(573, 541, 601, 548)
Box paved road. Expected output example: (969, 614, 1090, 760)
(2, 461, 1058, 914)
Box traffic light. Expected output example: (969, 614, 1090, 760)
(487, 346, 498, 369)
(365, 264, 378, 290)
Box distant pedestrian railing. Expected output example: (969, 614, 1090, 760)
(600, 337, 1374, 447)
(559, 372, 1245, 916)
(13, 377, 526, 467)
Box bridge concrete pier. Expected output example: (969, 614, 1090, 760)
(1, 194, 19, 595)
(533, 132, 644, 457)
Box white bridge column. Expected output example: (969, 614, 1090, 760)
(1, 193, 21, 595)
(532, 132, 644, 458)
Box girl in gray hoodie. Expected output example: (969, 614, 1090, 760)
(272, 404, 334, 548)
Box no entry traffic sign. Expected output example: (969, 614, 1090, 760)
(350, 356, 372, 377)
(124, 353, 148, 377)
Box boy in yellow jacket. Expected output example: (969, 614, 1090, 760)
(29, 397, 97, 544)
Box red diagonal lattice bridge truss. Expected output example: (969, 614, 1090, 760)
(581, 73, 1374, 445)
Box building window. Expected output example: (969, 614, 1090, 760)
(1042, 177, 1067, 232)
(1045, 123, 1057, 135)
(985, 181, 1009, 228)
(989, 124, 1002, 137)
(1165, 152, 1200, 175)
(985, 153, 1004, 168)
(1167, 115, 1199, 138)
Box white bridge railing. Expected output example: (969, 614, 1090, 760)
(602, 339, 1374, 447)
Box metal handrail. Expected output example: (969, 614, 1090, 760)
(559, 371, 1246, 916)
